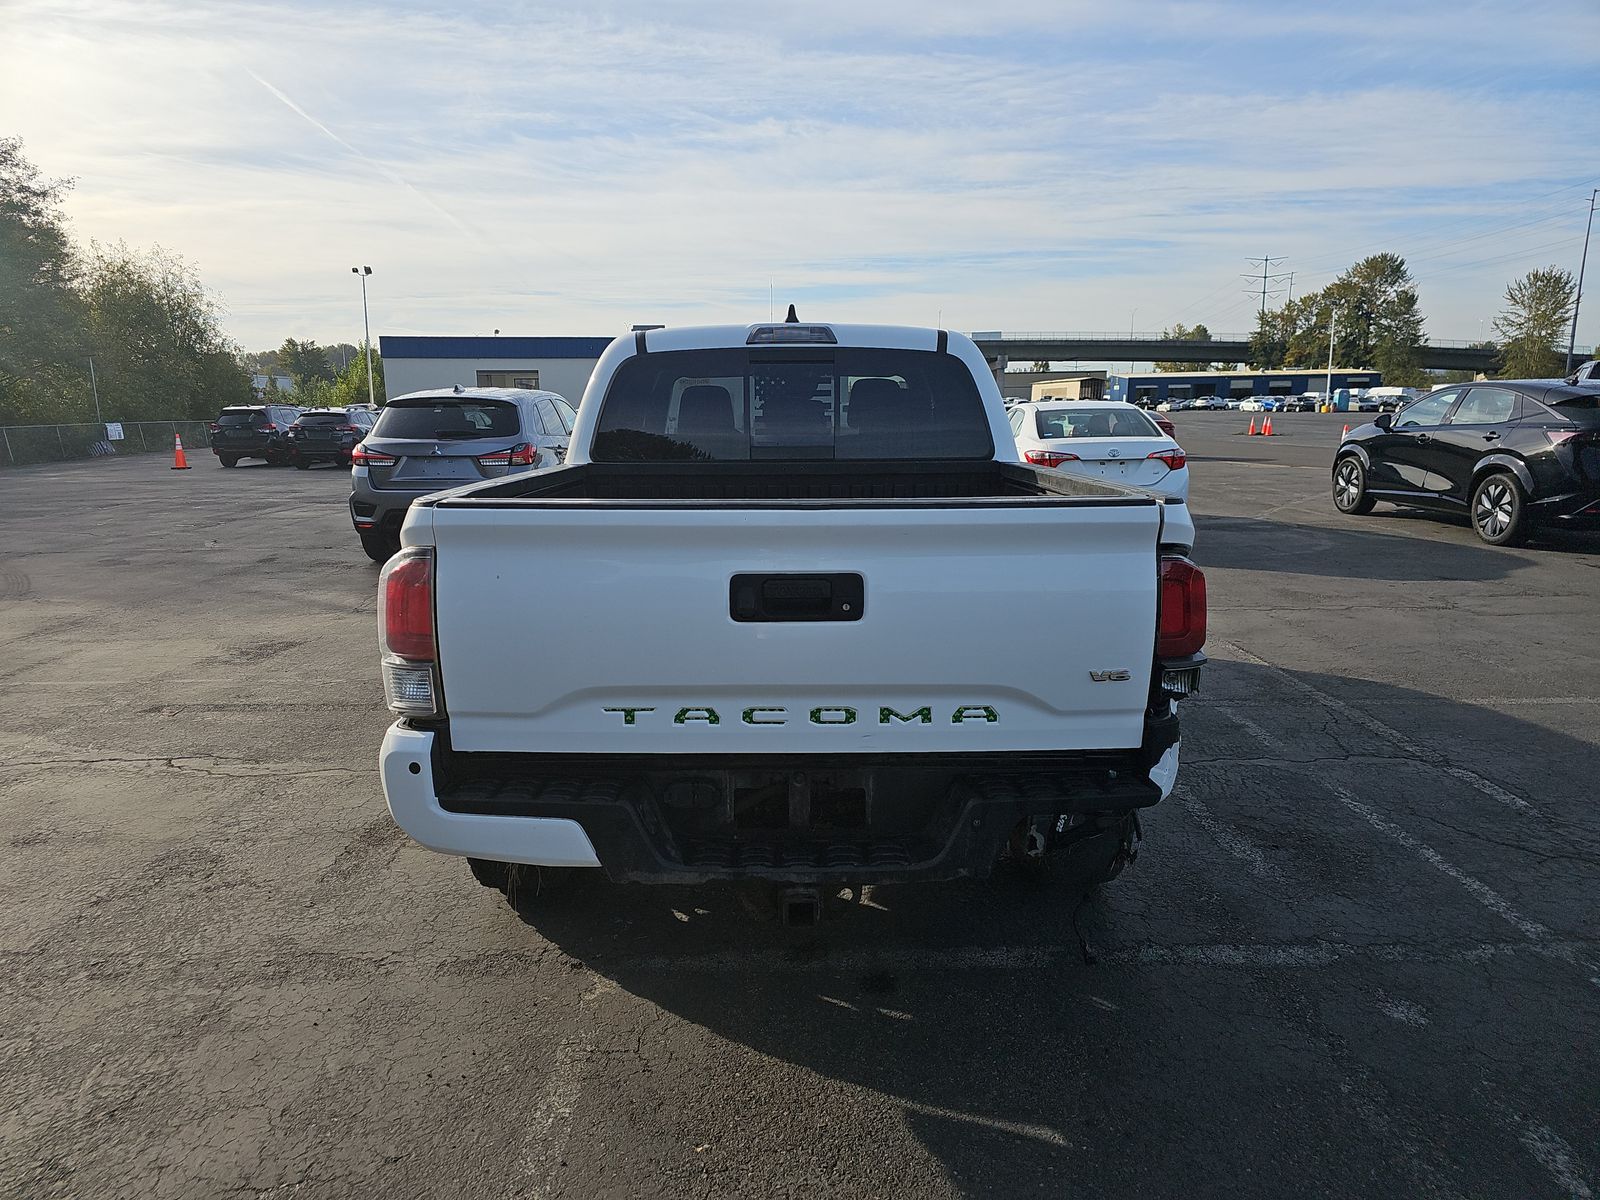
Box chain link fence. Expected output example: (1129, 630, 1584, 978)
(0, 421, 216, 468)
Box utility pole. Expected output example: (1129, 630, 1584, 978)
(1565, 189, 1597, 375)
(87, 357, 102, 426)
(1244, 256, 1291, 316)
(352, 265, 376, 406)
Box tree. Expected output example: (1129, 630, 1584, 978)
(1493, 267, 1574, 379)
(82, 242, 251, 421)
(1031, 360, 1052, 372)
(0, 136, 87, 424)
(277, 337, 334, 395)
(1154, 323, 1213, 372)
(1247, 253, 1428, 385)
(330, 344, 384, 407)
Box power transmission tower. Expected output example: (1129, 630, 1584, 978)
(1244, 256, 1291, 315)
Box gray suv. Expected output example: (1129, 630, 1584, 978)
(349, 387, 576, 561)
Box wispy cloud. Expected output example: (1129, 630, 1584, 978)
(4, 0, 1598, 347)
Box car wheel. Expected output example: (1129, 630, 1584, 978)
(218, 454, 239, 468)
(1471, 471, 1529, 546)
(359, 531, 398, 562)
(1332, 456, 1376, 515)
(294, 460, 311, 470)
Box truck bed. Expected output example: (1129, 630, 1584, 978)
(419, 460, 1158, 506)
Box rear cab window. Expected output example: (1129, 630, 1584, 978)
(373, 398, 520, 439)
(591, 347, 993, 461)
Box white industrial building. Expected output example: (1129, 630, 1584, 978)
(377, 335, 616, 404)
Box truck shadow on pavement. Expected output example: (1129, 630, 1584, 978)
(502, 661, 1600, 1198)
(1198, 516, 1542, 580)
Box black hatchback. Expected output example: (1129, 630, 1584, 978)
(1331, 381, 1600, 545)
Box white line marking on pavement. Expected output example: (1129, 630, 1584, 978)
(1215, 639, 1542, 818)
(1514, 1119, 1595, 1200)
(511, 977, 614, 1200)
(1215, 693, 1552, 941)
(1326, 783, 1550, 941)
(584, 937, 1600, 976)
(899, 1099, 1068, 1147)
(1178, 790, 1286, 882)
(1256, 489, 1331, 517)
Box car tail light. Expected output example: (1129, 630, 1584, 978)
(1157, 557, 1206, 658)
(1147, 449, 1187, 470)
(477, 443, 537, 467)
(379, 548, 438, 716)
(352, 443, 395, 466)
(1025, 449, 1080, 468)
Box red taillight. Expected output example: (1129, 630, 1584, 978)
(352, 443, 395, 466)
(381, 549, 434, 661)
(1154, 419, 1176, 437)
(1158, 557, 1206, 658)
(1025, 449, 1081, 468)
(478, 443, 536, 467)
(208, 423, 222, 433)
(1147, 449, 1187, 470)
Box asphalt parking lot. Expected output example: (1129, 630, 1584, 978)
(4, 414, 1599, 1199)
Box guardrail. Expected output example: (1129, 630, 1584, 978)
(0, 421, 216, 468)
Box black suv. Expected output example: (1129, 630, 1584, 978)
(286, 407, 377, 468)
(1332, 381, 1600, 545)
(211, 404, 302, 466)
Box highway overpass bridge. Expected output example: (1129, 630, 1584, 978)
(969, 332, 1536, 373)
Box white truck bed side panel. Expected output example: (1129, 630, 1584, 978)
(431, 503, 1160, 754)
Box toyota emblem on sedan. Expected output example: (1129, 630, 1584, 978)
(1109, 449, 1120, 458)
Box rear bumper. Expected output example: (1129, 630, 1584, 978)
(1532, 491, 1600, 527)
(350, 477, 440, 533)
(380, 709, 1183, 884)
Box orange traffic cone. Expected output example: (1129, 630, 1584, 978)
(1247, 417, 1257, 436)
(1341, 424, 1351, 438)
(171, 433, 191, 470)
(1262, 416, 1274, 436)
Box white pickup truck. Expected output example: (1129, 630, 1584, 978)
(377, 321, 1205, 918)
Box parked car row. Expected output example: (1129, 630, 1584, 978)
(209, 403, 377, 467)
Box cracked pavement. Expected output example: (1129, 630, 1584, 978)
(2, 415, 1599, 1198)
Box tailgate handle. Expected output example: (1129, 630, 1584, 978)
(731, 573, 864, 622)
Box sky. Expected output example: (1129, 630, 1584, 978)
(6, 0, 1600, 354)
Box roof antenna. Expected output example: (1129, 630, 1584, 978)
(453, 383, 463, 393)
(785, 303, 799, 324)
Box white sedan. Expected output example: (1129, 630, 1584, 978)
(1008, 400, 1194, 547)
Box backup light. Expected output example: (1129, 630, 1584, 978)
(383, 661, 437, 716)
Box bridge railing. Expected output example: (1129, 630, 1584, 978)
(970, 331, 1593, 354)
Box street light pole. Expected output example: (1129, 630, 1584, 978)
(352, 265, 376, 406)
(87, 357, 102, 426)
(1325, 305, 1338, 406)
(1565, 189, 1597, 375)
